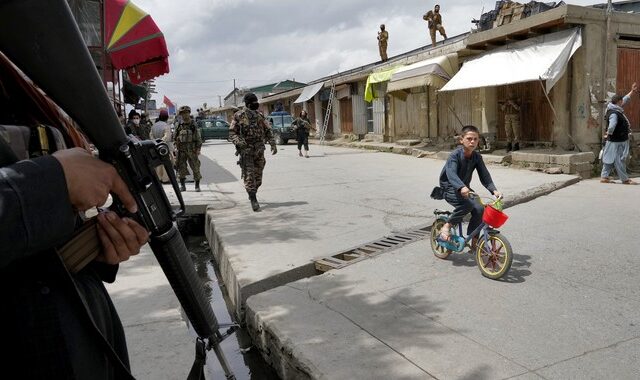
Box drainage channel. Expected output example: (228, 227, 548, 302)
(314, 224, 432, 273)
(179, 215, 280, 380)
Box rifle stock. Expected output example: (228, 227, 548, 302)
(0, 1, 234, 377)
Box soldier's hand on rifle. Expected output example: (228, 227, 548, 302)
(271, 144, 278, 155)
(96, 210, 149, 265)
(53, 148, 138, 213)
(236, 140, 247, 150)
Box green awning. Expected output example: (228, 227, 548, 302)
(123, 78, 147, 104)
(364, 66, 402, 102)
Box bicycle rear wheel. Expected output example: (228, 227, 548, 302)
(476, 233, 512, 279)
(430, 219, 452, 259)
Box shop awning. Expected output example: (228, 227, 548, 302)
(388, 54, 458, 93)
(293, 82, 324, 103)
(364, 66, 402, 102)
(105, 0, 169, 84)
(440, 28, 582, 93)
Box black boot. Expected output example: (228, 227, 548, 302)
(513, 142, 520, 151)
(195, 181, 201, 192)
(180, 179, 186, 192)
(248, 192, 260, 212)
(506, 142, 513, 153)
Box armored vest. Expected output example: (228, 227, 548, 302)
(503, 98, 520, 115)
(176, 121, 198, 145)
(238, 110, 267, 144)
(605, 109, 630, 142)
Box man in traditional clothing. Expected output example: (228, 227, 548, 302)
(601, 82, 638, 185)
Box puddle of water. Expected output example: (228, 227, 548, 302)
(186, 234, 280, 380)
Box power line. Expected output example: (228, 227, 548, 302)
(157, 78, 272, 84)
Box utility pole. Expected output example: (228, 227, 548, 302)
(233, 78, 236, 106)
(218, 95, 222, 107)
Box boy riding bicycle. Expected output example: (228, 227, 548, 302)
(438, 125, 502, 243)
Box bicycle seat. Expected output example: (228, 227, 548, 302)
(433, 209, 451, 216)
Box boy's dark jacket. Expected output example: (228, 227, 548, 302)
(439, 146, 497, 194)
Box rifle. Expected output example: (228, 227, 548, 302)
(0, 1, 235, 378)
(235, 148, 246, 180)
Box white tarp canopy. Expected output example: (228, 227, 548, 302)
(388, 53, 458, 92)
(293, 82, 324, 103)
(440, 27, 582, 93)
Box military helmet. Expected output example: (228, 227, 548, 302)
(178, 105, 191, 114)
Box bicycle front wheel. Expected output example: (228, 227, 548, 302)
(476, 233, 513, 279)
(430, 219, 452, 259)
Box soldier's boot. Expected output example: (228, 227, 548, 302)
(249, 192, 260, 212)
(195, 181, 201, 192)
(180, 179, 186, 192)
(513, 142, 520, 151)
(506, 142, 513, 153)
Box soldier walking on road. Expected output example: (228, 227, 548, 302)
(423, 4, 447, 47)
(229, 93, 278, 211)
(377, 24, 389, 62)
(175, 105, 203, 192)
(292, 110, 313, 158)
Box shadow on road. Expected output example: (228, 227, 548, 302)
(434, 250, 532, 283)
(497, 253, 532, 283)
(200, 154, 238, 184)
(448, 252, 477, 267)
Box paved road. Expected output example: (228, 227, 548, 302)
(198, 140, 577, 319)
(191, 139, 640, 379)
(247, 177, 640, 379)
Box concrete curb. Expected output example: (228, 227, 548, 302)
(503, 176, 582, 209)
(205, 209, 318, 320)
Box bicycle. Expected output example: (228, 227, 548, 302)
(429, 193, 513, 280)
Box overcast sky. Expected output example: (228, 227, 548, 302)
(133, 0, 598, 110)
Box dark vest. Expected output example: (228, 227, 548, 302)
(605, 109, 630, 142)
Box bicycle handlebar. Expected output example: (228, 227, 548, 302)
(468, 192, 503, 206)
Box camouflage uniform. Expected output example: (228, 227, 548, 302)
(229, 108, 276, 193)
(423, 7, 447, 47)
(377, 27, 389, 62)
(175, 119, 203, 181)
(500, 94, 521, 151)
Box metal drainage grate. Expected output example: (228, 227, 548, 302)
(314, 225, 431, 273)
